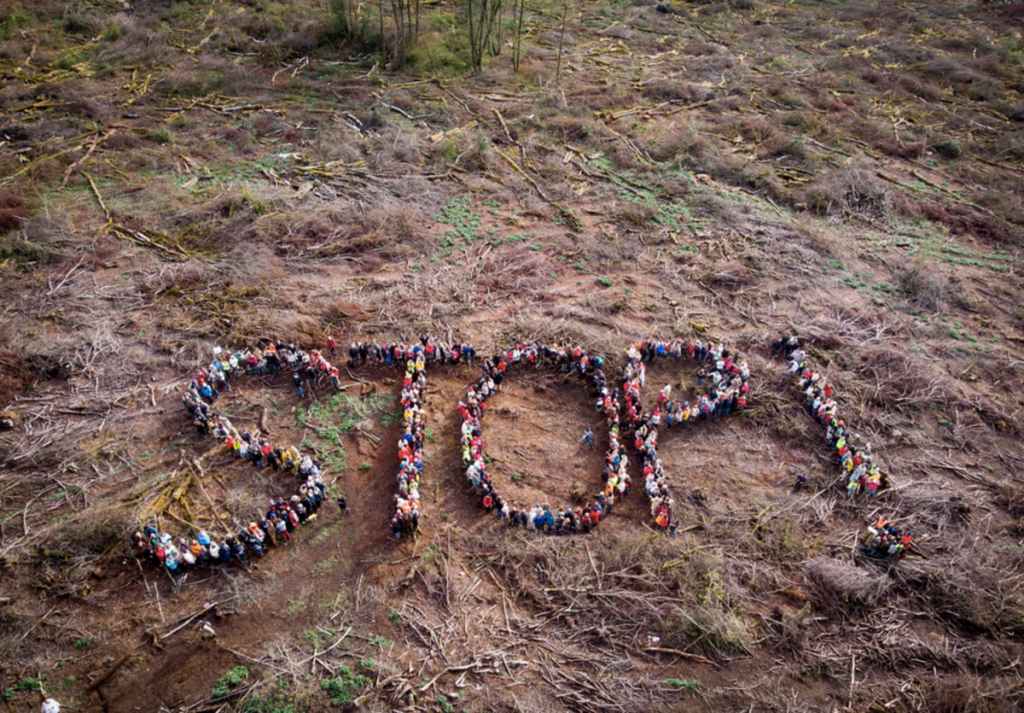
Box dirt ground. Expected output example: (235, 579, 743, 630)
(3, 0, 1024, 711)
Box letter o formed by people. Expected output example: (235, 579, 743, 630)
(457, 342, 619, 536)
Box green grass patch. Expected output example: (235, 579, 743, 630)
(286, 592, 309, 617)
(436, 197, 482, 245)
(321, 666, 372, 706)
(212, 666, 250, 697)
(666, 678, 700, 691)
(238, 693, 304, 713)
(311, 553, 340, 579)
(296, 392, 396, 471)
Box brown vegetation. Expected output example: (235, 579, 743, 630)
(0, 0, 1024, 710)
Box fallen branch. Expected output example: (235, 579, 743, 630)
(492, 147, 580, 231)
(160, 600, 226, 640)
(642, 646, 718, 667)
(61, 130, 116, 188)
(87, 173, 110, 220)
(418, 660, 492, 692)
(88, 654, 132, 690)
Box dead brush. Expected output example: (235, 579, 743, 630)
(2, 205, 79, 264)
(365, 125, 424, 171)
(307, 126, 363, 164)
(639, 78, 698, 102)
(795, 306, 895, 353)
(615, 201, 658, 228)
(800, 166, 894, 218)
(883, 483, 969, 537)
(804, 556, 891, 614)
(320, 297, 372, 328)
(923, 55, 979, 85)
(802, 605, 1014, 685)
(792, 216, 841, 258)
(0, 349, 28, 407)
(475, 249, 556, 296)
(275, 217, 364, 260)
(702, 262, 757, 290)
(876, 138, 926, 160)
(481, 529, 753, 662)
(851, 347, 954, 412)
(0, 190, 29, 232)
(903, 673, 1024, 713)
(894, 546, 1024, 638)
(13, 323, 122, 381)
(33, 506, 133, 597)
(895, 260, 947, 312)
(93, 12, 170, 66)
(996, 483, 1024, 522)
(638, 117, 709, 162)
(847, 346, 1017, 431)
(919, 202, 1017, 245)
(546, 114, 591, 142)
(225, 310, 323, 347)
(358, 200, 432, 260)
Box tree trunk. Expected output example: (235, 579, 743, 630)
(512, 0, 526, 71)
(467, 0, 478, 71)
(379, 0, 387, 67)
(555, 0, 569, 85)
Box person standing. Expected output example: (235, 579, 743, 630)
(582, 427, 594, 450)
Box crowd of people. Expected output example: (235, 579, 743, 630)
(130, 487, 326, 570)
(860, 515, 913, 559)
(621, 339, 751, 535)
(134, 332, 768, 561)
(349, 336, 514, 538)
(134, 340, 353, 570)
(775, 335, 892, 497)
(453, 338, 752, 536)
(456, 342, 620, 535)
(348, 339, 477, 368)
(390, 340, 428, 539)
